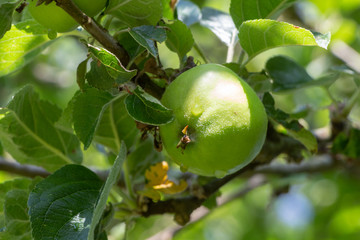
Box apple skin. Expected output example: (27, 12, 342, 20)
(160, 64, 268, 177)
(28, 0, 107, 33)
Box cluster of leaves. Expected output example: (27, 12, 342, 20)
(0, 0, 359, 239)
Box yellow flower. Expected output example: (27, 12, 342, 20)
(140, 161, 187, 201)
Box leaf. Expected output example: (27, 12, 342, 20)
(266, 55, 313, 92)
(86, 61, 116, 90)
(73, 88, 113, 149)
(127, 215, 177, 240)
(76, 58, 89, 91)
(0, 1, 19, 39)
(116, 32, 146, 61)
(333, 128, 360, 158)
(230, 0, 297, 28)
(200, 7, 238, 47)
(176, 0, 201, 26)
(0, 86, 82, 172)
(87, 45, 137, 87)
(163, 20, 194, 62)
(73, 88, 138, 151)
(1, 190, 31, 240)
(263, 92, 317, 153)
(88, 143, 127, 240)
(0, 178, 39, 240)
(286, 127, 318, 154)
(0, 20, 55, 76)
(94, 94, 139, 153)
(106, 0, 163, 27)
(125, 86, 174, 125)
(239, 19, 330, 61)
(28, 165, 104, 240)
(129, 25, 167, 57)
(266, 56, 339, 92)
(0, 178, 33, 230)
(162, 0, 174, 20)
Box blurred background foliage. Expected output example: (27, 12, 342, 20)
(1, 0, 360, 239)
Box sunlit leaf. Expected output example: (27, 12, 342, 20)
(0, 20, 55, 76)
(239, 19, 330, 61)
(87, 45, 137, 87)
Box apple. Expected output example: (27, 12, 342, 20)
(28, 0, 107, 33)
(160, 64, 268, 177)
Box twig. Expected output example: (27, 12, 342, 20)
(0, 157, 111, 182)
(0, 157, 49, 178)
(55, 0, 129, 65)
(55, 0, 164, 98)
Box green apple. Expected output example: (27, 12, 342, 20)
(28, 0, 107, 33)
(160, 64, 268, 177)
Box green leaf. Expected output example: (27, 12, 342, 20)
(162, 0, 174, 20)
(239, 19, 330, 61)
(106, 0, 163, 27)
(1, 190, 31, 240)
(266, 56, 339, 92)
(76, 58, 89, 91)
(286, 127, 318, 154)
(129, 25, 167, 57)
(333, 128, 360, 158)
(200, 7, 238, 46)
(230, 0, 297, 28)
(28, 165, 103, 240)
(125, 86, 174, 125)
(94, 94, 139, 153)
(163, 20, 194, 62)
(88, 143, 127, 240)
(266, 56, 313, 92)
(0, 2, 19, 39)
(127, 215, 177, 240)
(73, 88, 113, 149)
(263, 92, 317, 153)
(116, 32, 146, 61)
(176, 0, 201, 26)
(0, 86, 82, 172)
(87, 45, 137, 87)
(0, 178, 33, 230)
(86, 61, 116, 90)
(0, 178, 39, 240)
(73, 88, 138, 151)
(0, 20, 55, 76)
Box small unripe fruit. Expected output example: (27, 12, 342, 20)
(28, 0, 107, 33)
(160, 64, 267, 177)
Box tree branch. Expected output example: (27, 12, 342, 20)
(54, 0, 164, 98)
(0, 157, 49, 178)
(55, 0, 129, 65)
(0, 157, 111, 182)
